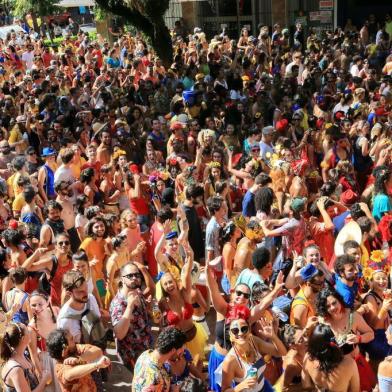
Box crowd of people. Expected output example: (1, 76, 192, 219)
(0, 10, 390, 392)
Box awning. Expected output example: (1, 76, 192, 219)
(56, 0, 94, 7)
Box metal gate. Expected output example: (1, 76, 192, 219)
(163, 0, 273, 39)
(197, 0, 272, 38)
(164, 0, 183, 30)
(287, 0, 333, 37)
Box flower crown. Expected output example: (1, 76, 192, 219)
(363, 250, 390, 281)
(233, 215, 264, 241)
(207, 161, 221, 169)
(112, 149, 127, 161)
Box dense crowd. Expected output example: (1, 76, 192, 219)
(0, 11, 391, 392)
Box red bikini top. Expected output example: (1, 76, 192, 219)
(166, 303, 194, 326)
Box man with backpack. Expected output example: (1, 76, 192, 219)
(57, 270, 107, 390)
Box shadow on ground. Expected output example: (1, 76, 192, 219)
(103, 347, 133, 391)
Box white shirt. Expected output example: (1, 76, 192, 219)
(21, 51, 34, 70)
(259, 140, 274, 160)
(54, 165, 74, 184)
(350, 64, 360, 77)
(57, 294, 100, 343)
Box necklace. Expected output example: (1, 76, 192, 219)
(234, 341, 256, 364)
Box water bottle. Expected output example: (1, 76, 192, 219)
(271, 305, 289, 322)
(382, 241, 390, 259)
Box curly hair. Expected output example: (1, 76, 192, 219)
(315, 287, 346, 318)
(334, 254, 356, 276)
(281, 324, 301, 348)
(85, 216, 108, 239)
(156, 327, 187, 355)
(46, 329, 68, 361)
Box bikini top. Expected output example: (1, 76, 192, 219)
(165, 302, 194, 326)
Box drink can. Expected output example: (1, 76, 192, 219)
(247, 367, 257, 378)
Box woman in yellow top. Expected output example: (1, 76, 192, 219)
(8, 116, 28, 155)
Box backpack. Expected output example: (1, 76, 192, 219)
(61, 298, 108, 350)
(38, 255, 58, 296)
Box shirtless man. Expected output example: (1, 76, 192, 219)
(232, 220, 264, 282)
(97, 130, 112, 165)
(55, 180, 80, 253)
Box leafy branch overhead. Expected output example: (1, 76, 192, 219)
(95, 0, 174, 67)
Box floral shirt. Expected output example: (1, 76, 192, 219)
(132, 350, 170, 392)
(110, 291, 152, 368)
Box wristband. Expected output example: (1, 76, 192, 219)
(357, 335, 362, 344)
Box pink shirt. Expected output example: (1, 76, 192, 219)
(121, 226, 143, 262)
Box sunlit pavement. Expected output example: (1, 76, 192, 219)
(103, 346, 133, 391)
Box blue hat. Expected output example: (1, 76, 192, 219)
(165, 231, 178, 240)
(41, 147, 56, 157)
(300, 264, 318, 282)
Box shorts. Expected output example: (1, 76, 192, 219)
(96, 279, 106, 298)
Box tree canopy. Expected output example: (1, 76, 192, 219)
(95, 0, 173, 67)
(13, 0, 58, 19)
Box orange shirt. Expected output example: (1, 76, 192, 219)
(79, 237, 106, 280)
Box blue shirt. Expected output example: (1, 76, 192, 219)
(372, 193, 392, 223)
(242, 190, 256, 217)
(236, 268, 263, 294)
(333, 273, 358, 309)
(332, 211, 351, 235)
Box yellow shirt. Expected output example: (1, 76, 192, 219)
(70, 157, 86, 179)
(8, 128, 27, 151)
(79, 237, 106, 280)
(12, 193, 25, 213)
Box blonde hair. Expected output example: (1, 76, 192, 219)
(120, 209, 137, 230)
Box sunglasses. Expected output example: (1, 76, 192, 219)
(57, 240, 70, 246)
(123, 272, 141, 279)
(235, 290, 250, 299)
(230, 325, 249, 336)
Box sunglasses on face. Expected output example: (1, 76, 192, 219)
(235, 290, 250, 299)
(251, 148, 260, 152)
(230, 325, 249, 336)
(123, 272, 141, 279)
(57, 240, 70, 246)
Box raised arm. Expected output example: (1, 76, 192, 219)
(206, 261, 228, 316)
(154, 219, 172, 270)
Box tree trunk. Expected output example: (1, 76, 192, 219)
(145, 17, 173, 68)
(31, 12, 39, 35)
(95, 0, 173, 68)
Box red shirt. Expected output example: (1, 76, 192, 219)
(308, 217, 335, 265)
(146, 221, 164, 278)
(42, 52, 53, 68)
(81, 161, 101, 177)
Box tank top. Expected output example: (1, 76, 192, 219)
(9, 289, 29, 325)
(229, 338, 266, 392)
(43, 164, 55, 198)
(3, 359, 39, 392)
(290, 288, 315, 325)
(50, 256, 72, 307)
